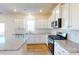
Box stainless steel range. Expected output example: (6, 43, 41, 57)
(48, 32, 67, 55)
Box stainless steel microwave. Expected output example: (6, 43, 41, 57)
(51, 18, 62, 29)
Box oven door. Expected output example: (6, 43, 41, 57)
(48, 38, 54, 54)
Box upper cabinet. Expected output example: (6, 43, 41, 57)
(55, 4, 62, 20)
(48, 12, 53, 28)
(53, 4, 62, 21)
(48, 4, 62, 28)
(61, 3, 70, 29)
(61, 3, 79, 30)
(49, 3, 79, 30)
(69, 4, 79, 30)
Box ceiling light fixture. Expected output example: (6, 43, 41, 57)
(13, 9, 16, 12)
(28, 13, 35, 19)
(40, 10, 43, 13)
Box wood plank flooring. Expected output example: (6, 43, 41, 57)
(26, 44, 52, 55)
(0, 44, 52, 55)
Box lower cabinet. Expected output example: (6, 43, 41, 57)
(25, 35, 48, 44)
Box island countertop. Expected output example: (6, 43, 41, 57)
(0, 35, 25, 51)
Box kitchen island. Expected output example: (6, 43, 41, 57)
(0, 35, 26, 55)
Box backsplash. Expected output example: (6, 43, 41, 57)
(51, 29, 79, 44)
(68, 30, 79, 44)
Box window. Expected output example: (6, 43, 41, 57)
(0, 23, 5, 44)
(0, 23, 5, 36)
(27, 20, 35, 32)
(0, 37, 5, 44)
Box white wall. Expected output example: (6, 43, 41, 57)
(24, 16, 49, 30)
(0, 15, 15, 38)
(0, 14, 25, 38)
(35, 19, 49, 28)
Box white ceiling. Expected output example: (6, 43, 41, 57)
(0, 3, 57, 14)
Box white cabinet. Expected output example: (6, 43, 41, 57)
(55, 4, 62, 20)
(48, 4, 62, 28)
(48, 3, 71, 30)
(61, 3, 79, 30)
(26, 35, 48, 44)
(48, 16, 52, 28)
(53, 4, 62, 21)
(61, 3, 70, 29)
(35, 19, 49, 28)
(49, 3, 79, 30)
(69, 4, 79, 30)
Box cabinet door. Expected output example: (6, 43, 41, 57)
(48, 16, 52, 28)
(70, 4, 79, 30)
(52, 10, 56, 21)
(55, 7, 60, 20)
(61, 4, 70, 29)
(55, 4, 62, 20)
(26, 35, 47, 44)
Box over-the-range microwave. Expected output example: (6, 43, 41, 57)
(51, 18, 62, 29)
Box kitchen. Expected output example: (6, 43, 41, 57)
(0, 3, 79, 55)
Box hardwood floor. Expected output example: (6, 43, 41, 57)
(26, 44, 52, 55)
(0, 44, 52, 55)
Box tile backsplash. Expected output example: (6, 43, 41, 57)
(51, 29, 79, 44)
(68, 30, 79, 44)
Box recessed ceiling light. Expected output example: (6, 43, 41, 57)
(13, 9, 16, 12)
(40, 10, 43, 13)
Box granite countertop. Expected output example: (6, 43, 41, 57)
(0, 35, 25, 51)
(55, 40, 79, 53)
